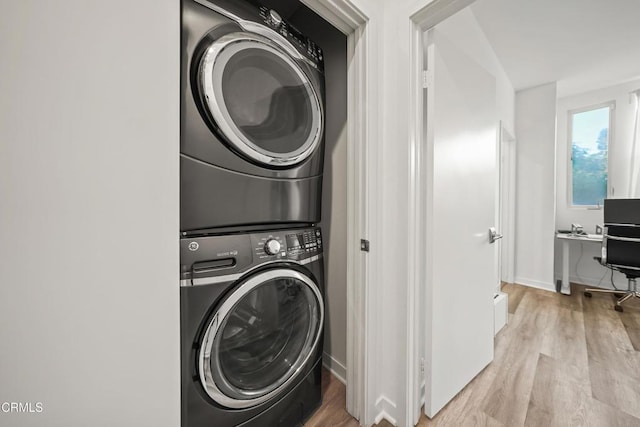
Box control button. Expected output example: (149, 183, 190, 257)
(269, 9, 282, 26)
(264, 239, 281, 255)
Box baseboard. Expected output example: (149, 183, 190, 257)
(567, 274, 621, 290)
(514, 277, 555, 292)
(374, 395, 397, 426)
(322, 352, 347, 385)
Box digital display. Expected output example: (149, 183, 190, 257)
(287, 24, 304, 43)
(286, 234, 302, 249)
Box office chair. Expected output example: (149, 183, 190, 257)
(584, 199, 640, 312)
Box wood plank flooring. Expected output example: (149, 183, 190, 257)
(311, 283, 640, 427)
(304, 368, 359, 427)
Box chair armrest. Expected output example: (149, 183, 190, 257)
(606, 235, 640, 243)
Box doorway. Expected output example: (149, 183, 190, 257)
(409, 0, 514, 423)
(498, 123, 516, 287)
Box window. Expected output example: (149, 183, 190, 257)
(569, 103, 613, 206)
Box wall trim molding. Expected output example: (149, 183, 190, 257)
(301, 1, 378, 425)
(322, 352, 347, 385)
(564, 274, 623, 290)
(302, 0, 369, 35)
(514, 277, 556, 292)
(374, 395, 398, 426)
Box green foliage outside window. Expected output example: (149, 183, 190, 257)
(571, 107, 609, 206)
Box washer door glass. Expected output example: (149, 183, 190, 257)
(199, 32, 323, 167)
(199, 269, 323, 409)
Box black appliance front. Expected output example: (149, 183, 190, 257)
(180, 227, 325, 427)
(181, 0, 326, 232)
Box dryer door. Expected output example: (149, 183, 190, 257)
(198, 268, 323, 408)
(198, 32, 323, 167)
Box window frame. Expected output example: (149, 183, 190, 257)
(567, 101, 615, 208)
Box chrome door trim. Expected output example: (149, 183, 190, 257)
(193, 0, 242, 22)
(180, 255, 322, 287)
(197, 268, 324, 408)
(239, 21, 320, 70)
(199, 32, 323, 167)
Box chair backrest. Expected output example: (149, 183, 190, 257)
(605, 225, 640, 269)
(604, 198, 640, 225)
(603, 199, 640, 269)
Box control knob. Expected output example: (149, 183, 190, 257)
(264, 239, 281, 255)
(269, 10, 282, 26)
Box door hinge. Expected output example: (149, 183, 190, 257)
(360, 239, 370, 252)
(422, 69, 432, 88)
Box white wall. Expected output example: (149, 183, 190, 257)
(377, 2, 415, 424)
(0, 1, 180, 426)
(514, 83, 558, 291)
(554, 78, 640, 288)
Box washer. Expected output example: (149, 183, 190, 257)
(181, 0, 326, 233)
(180, 226, 325, 427)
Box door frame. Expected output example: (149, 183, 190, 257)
(301, 1, 379, 425)
(498, 123, 516, 285)
(301, 1, 491, 425)
(407, 0, 479, 424)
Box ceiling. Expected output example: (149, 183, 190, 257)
(470, 0, 640, 97)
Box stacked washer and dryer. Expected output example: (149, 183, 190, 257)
(179, 0, 327, 426)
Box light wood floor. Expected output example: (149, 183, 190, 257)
(304, 368, 359, 427)
(309, 283, 640, 427)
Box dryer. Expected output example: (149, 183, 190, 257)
(180, 226, 325, 426)
(181, 0, 326, 233)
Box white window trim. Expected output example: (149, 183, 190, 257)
(567, 100, 615, 209)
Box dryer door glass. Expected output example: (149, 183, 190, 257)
(199, 269, 323, 409)
(199, 33, 323, 167)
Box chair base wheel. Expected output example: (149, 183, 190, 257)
(615, 305, 623, 312)
(584, 292, 592, 298)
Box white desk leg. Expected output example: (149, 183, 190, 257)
(561, 240, 571, 295)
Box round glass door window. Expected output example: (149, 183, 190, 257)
(198, 269, 323, 408)
(199, 32, 323, 167)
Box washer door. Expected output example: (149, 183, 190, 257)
(198, 32, 323, 167)
(198, 268, 324, 408)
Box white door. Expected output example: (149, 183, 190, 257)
(424, 27, 498, 417)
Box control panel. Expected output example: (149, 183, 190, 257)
(252, 227, 322, 261)
(180, 227, 322, 281)
(285, 228, 322, 256)
(254, 233, 286, 260)
(258, 6, 324, 66)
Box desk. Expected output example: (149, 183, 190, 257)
(556, 233, 603, 295)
